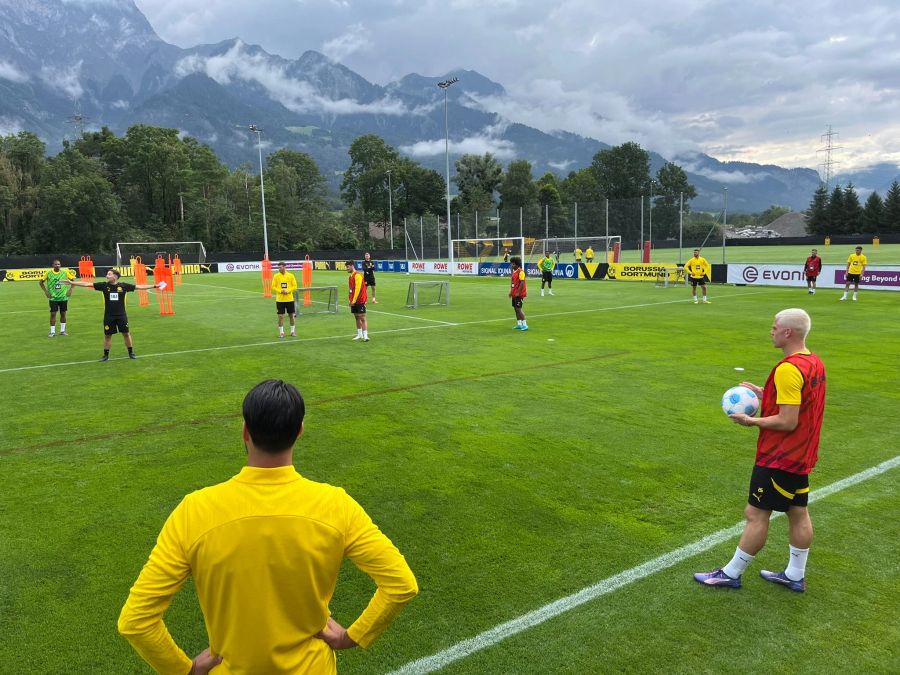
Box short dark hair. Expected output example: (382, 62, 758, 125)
(510, 255, 522, 268)
(109, 269, 121, 279)
(278, 261, 286, 267)
(242, 380, 305, 453)
(345, 261, 355, 268)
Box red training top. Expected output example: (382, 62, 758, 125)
(755, 352, 826, 475)
(348, 270, 368, 305)
(805, 255, 822, 276)
(510, 268, 527, 298)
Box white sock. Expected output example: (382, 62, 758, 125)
(785, 545, 809, 581)
(49, 326, 56, 334)
(841, 292, 847, 298)
(279, 326, 284, 335)
(357, 328, 363, 337)
(852, 292, 858, 299)
(722, 546, 755, 579)
(61, 323, 66, 331)
(516, 320, 522, 326)
(363, 330, 368, 338)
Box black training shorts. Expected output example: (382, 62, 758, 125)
(846, 273, 861, 283)
(49, 300, 69, 313)
(350, 303, 367, 314)
(364, 274, 376, 287)
(748, 465, 810, 512)
(104, 315, 129, 336)
(511, 297, 523, 309)
(806, 275, 818, 282)
(276, 301, 296, 315)
(541, 271, 553, 282)
(690, 276, 707, 287)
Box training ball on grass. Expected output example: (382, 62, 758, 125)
(722, 386, 760, 417)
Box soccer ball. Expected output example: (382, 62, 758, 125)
(722, 385, 760, 417)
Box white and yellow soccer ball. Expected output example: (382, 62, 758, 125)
(722, 385, 760, 417)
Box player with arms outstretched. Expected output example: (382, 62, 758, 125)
(346, 261, 369, 342)
(694, 308, 826, 592)
(39, 259, 75, 336)
(66, 269, 162, 361)
(509, 256, 528, 331)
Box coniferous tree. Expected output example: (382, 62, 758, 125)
(842, 182, 863, 234)
(883, 180, 900, 234)
(861, 191, 884, 234)
(827, 185, 845, 234)
(805, 183, 830, 234)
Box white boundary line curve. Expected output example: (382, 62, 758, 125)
(389, 454, 900, 674)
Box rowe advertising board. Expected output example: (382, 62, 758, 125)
(408, 261, 478, 275)
(728, 264, 900, 291)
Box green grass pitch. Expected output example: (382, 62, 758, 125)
(1, 268, 898, 673)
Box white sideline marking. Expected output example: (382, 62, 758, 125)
(369, 307, 457, 325)
(0, 289, 771, 374)
(390, 454, 900, 675)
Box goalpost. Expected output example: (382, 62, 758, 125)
(294, 286, 338, 314)
(116, 241, 207, 267)
(450, 236, 525, 263)
(527, 236, 621, 263)
(406, 281, 449, 308)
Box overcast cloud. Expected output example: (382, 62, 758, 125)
(134, 0, 900, 171)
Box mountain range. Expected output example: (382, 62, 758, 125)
(1, 0, 898, 213)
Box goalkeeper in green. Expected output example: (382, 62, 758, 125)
(537, 253, 555, 296)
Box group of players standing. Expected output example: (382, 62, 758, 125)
(269, 253, 378, 342)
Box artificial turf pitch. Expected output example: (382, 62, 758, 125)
(1, 268, 898, 673)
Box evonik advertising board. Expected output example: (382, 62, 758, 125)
(727, 264, 900, 291)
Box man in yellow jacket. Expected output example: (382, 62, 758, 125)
(118, 380, 419, 674)
(271, 261, 298, 337)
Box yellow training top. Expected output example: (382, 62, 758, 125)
(118, 465, 418, 674)
(271, 271, 298, 302)
(685, 256, 710, 279)
(773, 353, 808, 405)
(846, 253, 867, 274)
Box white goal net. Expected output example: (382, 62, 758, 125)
(116, 241, 207, 266)
(294, 286, 338, 314)
(406, 281, 449, 308)
(450, 237, 525, 264)
(526, 236, 621, 263)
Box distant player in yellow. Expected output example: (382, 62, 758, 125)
(685, 248, 711, 304)
(271, 261, 298, 337)
(39, 259, 75, 337)
(840, 246, 867, 301)
(585, 246, 595, 263)
(574, 247, 583, 263)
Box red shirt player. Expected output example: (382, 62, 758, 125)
(695, 308, 825, 592)
(346, 261, 369, 341)
(804, 248, 822, 294)
(509, 255, 528, 331)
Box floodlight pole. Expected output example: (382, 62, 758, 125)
(723, 187, 728, 263)
(248, 125, 269, 259)
(438, 77, 459, 267)
(386, 169, 394, 249)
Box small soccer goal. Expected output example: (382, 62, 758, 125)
(294, 286, 338, 314)
(406, 281, 449, 308)
(116, 241, 207, 267)
(654, 268, 686, 288)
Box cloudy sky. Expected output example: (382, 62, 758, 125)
(134, 0, 900, 171)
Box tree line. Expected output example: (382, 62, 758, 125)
(3, 125, 702, 255)
(806, 181, 900, 235)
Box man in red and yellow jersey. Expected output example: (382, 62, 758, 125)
(840, 245, 867, 301)
(118, 380, 418, 674)
(271, 261, 298, 337)
(509, 255, 528, 331)
(346, 260, 369, 341)
(695, 308, 825, 592)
